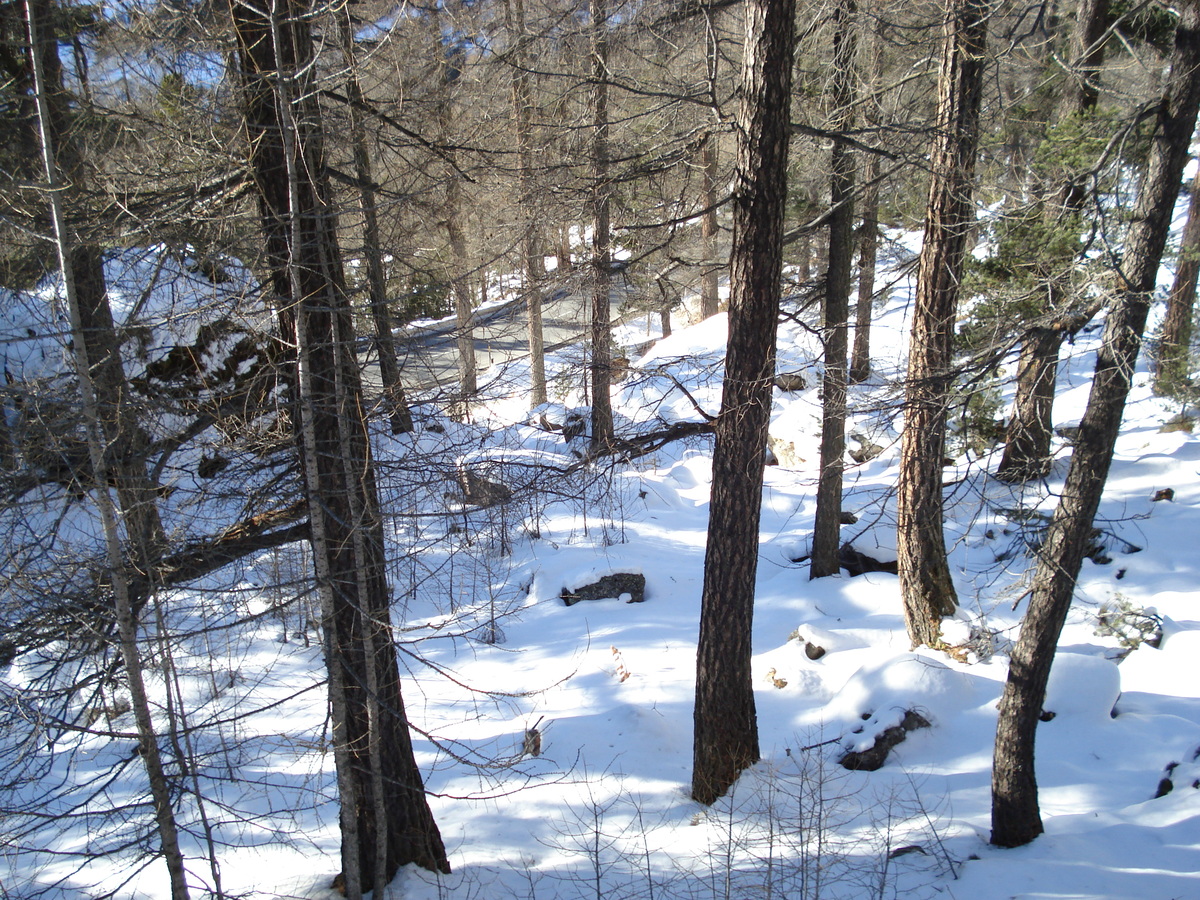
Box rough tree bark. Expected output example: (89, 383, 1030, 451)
(897, 0, 991, 647)
(699, 10, 722, 320)
(1157, 172, 1200, 392)
(992, 0, 1200, 849)
(25, 0, 187, 895)
(230, 0, 449, 891)
(433, 2, 478, 414)
(995, 0, 1110, 481)
(504, 0, 547, 408)
(692, 0, 795, 806)
(700, 135, 721, 319)
(811, 0, 858, 579)
(850, 10, 884, 385)
(335, 8, 413, 435)
(590, 0, 615, 450)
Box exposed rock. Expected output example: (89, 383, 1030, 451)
(839, 710, 931, 771)
(1153, 487, 1175, 502)
(804, 642, 826, 661)
(774, 372, 807, 392)
(562, 413, 587, 442)
(839, 545, 898, 576)
(767, 434, 804, 468)
(848, 432, 885, 464)
(455, 468, 513, 507)
(561, 572, 646, 606)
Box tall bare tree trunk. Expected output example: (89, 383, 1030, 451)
(996, 0, 1110, 481)
(1157, 173, 1200, 392)
(811, 0, 858, 578)
(335, 9, 412, 435)
(590, 0, 614, 450)
(851, 151, 880, 383)
(692, 0, 795, 806)
(700, 133, 721, 319)
(897, 0, 991, 647)
(992, 0, 1200, 848)
(25, 1, 187, 895)
(850, 12, 884, 385)
(433, 4, 477, 413)
(504, 0, 547, 408)
(231, 1, 449, 891)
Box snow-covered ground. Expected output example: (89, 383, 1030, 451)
(4, 227, 1199, 899)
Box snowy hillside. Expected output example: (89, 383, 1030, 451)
(4, 232, 1199, 900)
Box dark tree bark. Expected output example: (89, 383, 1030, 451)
(432, 3, 477, 414)
(230, 0, 449, 890)
(335, 9, 412, 435)
(25, 2, 185, 894)
(504, 0, 547, 408)
(23, 0, 165, 596)
(991, 0, 1200, 849)
(700, 132, 721, 319)
(850, 154, 880, 385)
(996, 0, 1110, 481)
(1157, 174, 1200, 392)
(692, 0, 795, 806)
(850, 13, 884, 385)
(996, 325, 1061, 480)
(590, 0, 615, 451)
(811, 0, 858, 579)
(897, 0, 991, 648)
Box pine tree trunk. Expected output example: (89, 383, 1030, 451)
(692, 0, 795, 807)
(996, 0, 1109, 480)
(897, 0, 991, 647)
(700, 132, 721, 319)
(996, 325, 1061, 481)
(25, 2, 187, 896)
(23, 0, 165, 602)
(505, 0, 547, 408)
(1157, 175, 1200, 392)
(231, 1, 449, 889)
(590, 0, 614, 450)
(850, 14, 883, 385)
(433, 4, 477, 412)
(335, 10, 412, 435)
(850, 154, 880, 384)
(992, 0, 1200, 848)
(811, 0, 858, 579)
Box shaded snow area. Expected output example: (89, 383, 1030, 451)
(4, 231, 1200, 900)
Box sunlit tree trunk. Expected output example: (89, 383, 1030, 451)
(811, 0, 858, 579)
(897, 0, 991, 647)
(1157, 173, 1200, 392)
(692, 0, 795, 806)
(590, 0, 614, 450)
(850, 11, 884, 384)
(504, 0, 547, 408)
(700, 133, 721, 319)
(996, 0, 1110, 480)
(992, 0, 1200, 848)
(231, 0, 449, 891)
(432, 3, 477, 414)
(335, 8, 412, 435)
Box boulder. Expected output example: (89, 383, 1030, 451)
(561, 572, 646, 606)
(839, 710, 930, 771)
(456, 468, 513, 507)
(774, 372, 807, 392)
